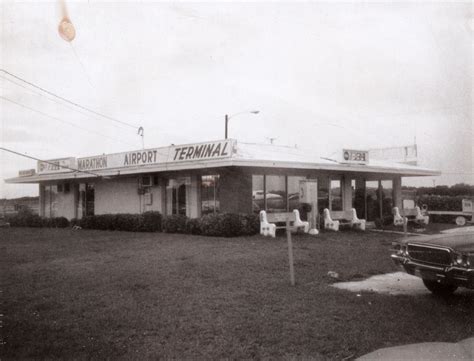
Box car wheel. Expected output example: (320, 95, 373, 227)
(455, 216, 466, 226)
(422, 279, 458, 296)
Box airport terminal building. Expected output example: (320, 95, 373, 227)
(6, 139, 439, 222)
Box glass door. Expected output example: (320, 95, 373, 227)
(166, 178, 189, 216)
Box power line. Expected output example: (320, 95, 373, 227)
(0, 74, 124, 130)
(0, 69, 139, 130)
(0, 147, 103, 178)
(0, 96, 137, 147)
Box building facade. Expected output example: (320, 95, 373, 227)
(6, 139, 440, 222)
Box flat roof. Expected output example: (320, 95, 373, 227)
(6, 139, 440, 184)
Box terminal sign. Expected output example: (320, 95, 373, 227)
(342, 149, 368, 164)
(171, 140, 231, 162)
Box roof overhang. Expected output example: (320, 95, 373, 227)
(5, 139, 441, 184)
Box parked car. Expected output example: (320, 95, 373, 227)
(391, 230, 474, 295)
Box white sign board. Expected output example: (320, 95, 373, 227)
(342, 149, 368, 164)
(369, 145, 417, 165)
(76, 139, 233, 172)
(462, 199, 473, 213)
(18, 169, 36, 177)
(37, 157, 76, 174)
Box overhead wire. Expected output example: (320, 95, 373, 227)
(0, 96, 137, 147)
(0, 147, 103, 178)
(0, 74, 125, 130)
(0, 69, 139, 130)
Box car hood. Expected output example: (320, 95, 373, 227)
(401, 232, 474, 253)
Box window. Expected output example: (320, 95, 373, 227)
(288, 176, 307, 211)
(265, 175, 286, 212)
(381, 180, 393, 217)
(85, 183, 95, 216)
(57, 184, 63, 192)
(64, 183, 70, 193)
(365, 181, 380, 221)
(330, 179, 342, 211)
(201, 175, 220, 214)
(166, 177, 190, 216)
(43, 185, 58, 218)
(252, 175, 264, 213)
(318, 177, 329, 214)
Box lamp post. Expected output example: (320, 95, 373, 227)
(225, 110, 259, 139)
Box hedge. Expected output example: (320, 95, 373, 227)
(6, 209, 69, 228)
(162, 214, 187, 233)
(78, 212, 162, 232)
(7, 209, 260, 237)
(417, 195, 466, 212)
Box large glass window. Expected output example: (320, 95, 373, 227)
(353, 179, 366, 220)
(381, 180, 393, 217)
(252, 175, 265, 213)
(43, 185, 58, 218)
(84, 183, 95, 217)
(330, 179, 342, 211)
(287, 176, 307, 211)
(265, 175, 286, 212)
(318, 177, 329, 213)
(201, 175, 220, 215)
(365, 181, 380, 221)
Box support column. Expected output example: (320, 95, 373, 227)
(39, 184, 45, 217)
(393, 176, 402, 209)
(342, 177, 353, 211)
(378, 180, 383, 219)
(186, 175, 201, 219)
(354, 178, 366, 220)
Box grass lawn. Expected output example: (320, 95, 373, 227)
(1, 227, 473, 360)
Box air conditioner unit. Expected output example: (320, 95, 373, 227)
(141, 176, 152, 187)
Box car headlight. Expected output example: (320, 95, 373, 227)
(454, 253, 472, 268)
(467, 254, 473, 268)
(401, 245, 408, 256)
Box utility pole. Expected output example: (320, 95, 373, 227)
(225, 114, 228, 139)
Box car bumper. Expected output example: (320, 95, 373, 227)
(391, 254, 474, 289)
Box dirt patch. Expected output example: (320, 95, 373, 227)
(333, 272, 431, 296)
(333, 272, 474, 296)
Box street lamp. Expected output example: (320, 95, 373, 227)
(225, 110, 259, 139)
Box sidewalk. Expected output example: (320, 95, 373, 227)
(358, 337, 474, 360)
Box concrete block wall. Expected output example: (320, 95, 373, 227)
(219, 169, 253, 214)
(95, 177, 141, 215)
(55, 188, 76, 220)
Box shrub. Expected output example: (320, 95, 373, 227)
(374, 215, 394, 229)
(240, 214, 260, 236)
(217, 213, 244, 237)
(116, 214, 142, 232)
(417, 195, 466, 212)
(199, 214, 225, 237)
(185, 218, 201, 235)
(199, 213, 258, 237)
(52, 217, 70, 228)
(140, 211, 162, 232)
(7, 208, 42, 227)
(162, 214, 187, 233)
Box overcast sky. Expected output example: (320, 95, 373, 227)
(1, 0, 473, 198)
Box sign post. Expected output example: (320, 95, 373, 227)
(286, 218, 295, 286)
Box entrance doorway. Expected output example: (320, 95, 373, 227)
(166, 178, 189, 216)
